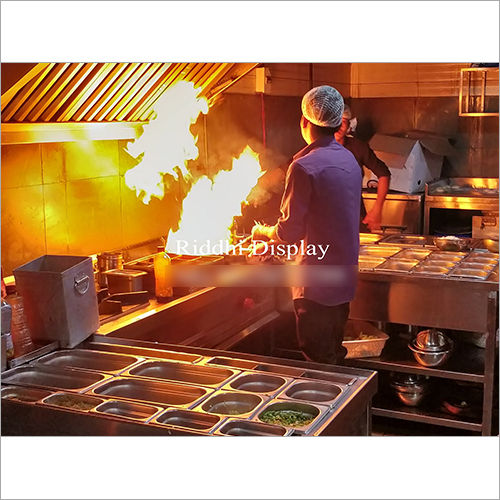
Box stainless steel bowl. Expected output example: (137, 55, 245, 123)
(433, 236, 471, 252)
(483, 239, 499, 253)
(414, 329, 452, 352)
(408, 342, 452, 367)
(391, 383, 427, 406)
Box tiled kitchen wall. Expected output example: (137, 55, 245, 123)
(1, 140, 180, 274)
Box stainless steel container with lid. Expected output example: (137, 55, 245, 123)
(97, 252, 123, 287)
(104, 269, 147, 294)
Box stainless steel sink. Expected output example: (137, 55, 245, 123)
(124, 360, 237, 388)
(1, 365, 110, 393)
(87, 377, 212, 408)
(35, 349, 141, 375)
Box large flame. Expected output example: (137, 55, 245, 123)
(166, 146, 263, 255)
(124, 81, 209, 204)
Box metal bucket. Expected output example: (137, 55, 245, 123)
(13, 255, 99, 348)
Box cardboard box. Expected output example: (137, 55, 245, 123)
(365, 131, 454, 194)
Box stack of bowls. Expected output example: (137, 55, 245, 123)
(390, 374, 428, 407)
(408, 329, 453, 367)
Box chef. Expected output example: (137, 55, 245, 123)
(335, 104, 391, 232)
(251, 86, 361, 365)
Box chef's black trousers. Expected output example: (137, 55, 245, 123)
(293, 298, 349, 365)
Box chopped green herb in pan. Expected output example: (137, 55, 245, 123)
(260, 409, 314, 427)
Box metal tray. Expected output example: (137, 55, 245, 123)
(454, 262, 496, 272)
(254, 363, 304, 378)
(83, 342, 202, 363)
(1, 386, 53, 403)
(376, 259, 419, 272)
(393, 248, 433, 260)
(378, 235, 434, 247)
(359, 233, 384, 245)
(358, 256, 386, 271)
(420, 257, 458, 269)
(93, 400, 163, 422)
(277, 380, 343, 405)
(205, 357, 258, 370)
(196, 390, 266, 418)
(40, 392, 105, 412)
(301, 370, 357, 386)
(426, 251, 467, 262)
(449, 268, 490, 279)
(35, 349, 142, 375)
(88, 377, 212, 409)
(214, 419, 289, 436)
(412, 264, 451, 276)
(124, 360, 237, 388)
(464, 254, 499, 265)
(223, 372, 291, 395)
(152, 408, 223, 432)
(1, 365, 110, 393)
(358, 245, 402, 258)
(254, 400, 329, 435)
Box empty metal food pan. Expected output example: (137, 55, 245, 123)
(214, 418, 290, 436)
(196, 390, 266, 418)
(358, 256, 386, 270)
(1, 386, 53, 403)
(359, 233, 384, 245)
(254, 364, 304, 378)
(88, 377, 212, 409)
(455, 262, 496, 272)
(124, 360, 237, 388)
(393, 248, 433, 260)
(35, 349, 142, 375)
(301, 370, 356, 386)
(152, 408, 223, 432)
(378, 235, 433, 247)
(255, 400, 329, 435)
(426, 252, 466, 262)
(421, 258, 458, 269)
(93, 399, 163, 422)
(449, 268, 489, 279)
(358, 246, 402, 257)
(464, 254, 499, 265)
(413, 264, 451, 276)
(376, 259, 419, 272)
(223, 372, 291, 395)
(278, 380, 343, 405)
(1, 365, 110, 393)
(83, 342, 202, 363)
(205, 357, 258, 370)
(40, 392, 104, 412)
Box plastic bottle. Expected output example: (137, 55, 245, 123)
(153, 252, 173, 302)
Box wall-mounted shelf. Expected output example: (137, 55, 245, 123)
(459, 67, 499, 117)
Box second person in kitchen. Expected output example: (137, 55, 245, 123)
(251, 85, 361, 365)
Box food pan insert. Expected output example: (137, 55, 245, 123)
(255, 400, 329, 435)
(449, 268, 490, 280)
(376, 259, 419, 272)
(358, 245, 402, 258)
(214, 419, 289, 436)
(358, 256, 386, 271)
(1, 365, 110, 393)
(205, 356, 258, 370)
(152, 408, 223, 432)
(394, 248, 433, 260)
(35, 349, 141, 375)
(88, 377, 211, 409)
(1, 386, 53, 403)
(223, 372, 290, 395)
(196, 390, 266, 418)
(93, 400, 163, 422)
(413, 263, 451, 276)
(40, 392, 104, 412)
(124, 360, 237, 388)
(278, 380, 343, 405)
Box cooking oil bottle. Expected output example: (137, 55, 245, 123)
(154, 252, 173, 302)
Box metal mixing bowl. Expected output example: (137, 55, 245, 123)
(390, 380, 427, 407)
(408, 342, 452, 367)
(433, 236, 471, 252)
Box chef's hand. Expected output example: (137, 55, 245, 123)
(247, 241, 273, 264)
(251, 223, 275, 241)
(363, 207, 382, 232)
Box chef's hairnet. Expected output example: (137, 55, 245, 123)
(301, 85, 344, 128)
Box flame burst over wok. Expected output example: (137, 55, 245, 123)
(124, 80, 264, 254)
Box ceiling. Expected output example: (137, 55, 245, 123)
(1, 62, 258, 124)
